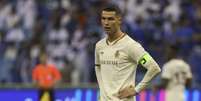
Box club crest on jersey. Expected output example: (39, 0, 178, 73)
(115, 50, 120, 58)
(100, 51, 104, 55)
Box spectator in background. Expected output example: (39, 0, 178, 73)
(175, 14, 194, 58)
(32, 51, 61, 101)
(47, 8, 70, 70)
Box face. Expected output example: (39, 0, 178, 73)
(40, 53, 47, 64)
(101, 11, 121, 35)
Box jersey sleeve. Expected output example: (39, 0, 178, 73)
(161, 63, 172, 79)
(127, 42, 147, 64)
(95, 44, 100, 66)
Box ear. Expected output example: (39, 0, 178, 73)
(117, 16, 122, 24)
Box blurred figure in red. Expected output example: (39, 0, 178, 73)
(32, 51, 61, 101)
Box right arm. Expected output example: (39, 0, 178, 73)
(95, 44, 108, 100)
(95, 65, 103, 90)
(95, 44, 102, 87)
(95, 64, 102, 89)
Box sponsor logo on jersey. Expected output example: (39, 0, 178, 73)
(100, 60, 118, 65)
(115, 50, 120, 58)
(100, 51, 104, 55)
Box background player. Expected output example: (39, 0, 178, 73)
(154, 45, 192, 101)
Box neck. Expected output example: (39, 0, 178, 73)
(107, 30, 123, 42)
(41, 62, 47, 65)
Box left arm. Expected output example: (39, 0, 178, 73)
(118, 53, 161, 99)
(51, 66, 62, 85)
(134, 54, 161, 93)
(118, 42, 161, 99)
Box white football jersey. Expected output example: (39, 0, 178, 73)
(95, 34, 147, 101)
(161, 59, 192, 101)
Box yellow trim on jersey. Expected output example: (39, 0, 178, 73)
(139, 53, 152, 65)
(106, 33, 126, 46)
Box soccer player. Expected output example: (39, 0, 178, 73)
(159, 45, 192, 101)
(95, 4, 161, 101)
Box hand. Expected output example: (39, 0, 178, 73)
(152, 85, 159, 95)
(117, 85, 137, 99)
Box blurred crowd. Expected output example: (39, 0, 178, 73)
(0, 0, 201, 88)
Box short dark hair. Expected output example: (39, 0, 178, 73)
(102, 4, 122, 16)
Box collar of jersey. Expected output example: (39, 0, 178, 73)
(106, 33, 126, 46)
